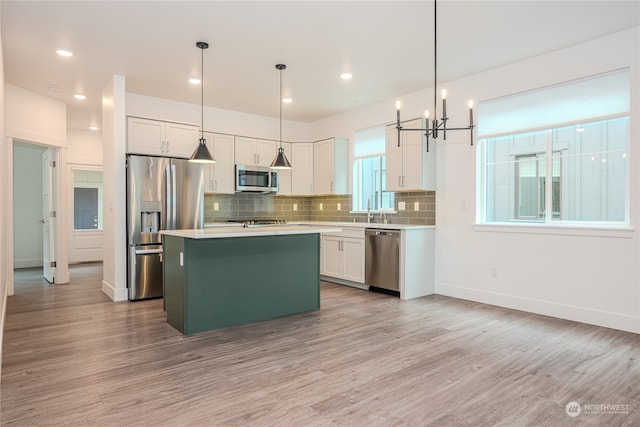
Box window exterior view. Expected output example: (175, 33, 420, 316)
(477, 69, 629, 225)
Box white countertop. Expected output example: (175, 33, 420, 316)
(204, 221, 434, 230)
(294, 221, 435, 230)
(162, 225, 342, 239)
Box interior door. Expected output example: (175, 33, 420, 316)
(42, 148, 56, 282)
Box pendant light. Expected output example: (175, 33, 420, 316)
(270, 64, 292, 169)
(189, 41, 215, 163)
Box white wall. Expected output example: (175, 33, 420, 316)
(67, 129, 103, 165)
(13, 142, 46, 268)
(5, 84, 66, 147)
(126, 93, 310, 142)
(1, 5, 8, 376)
(309, 27, 640, 333)
(101, 76, 128, 301)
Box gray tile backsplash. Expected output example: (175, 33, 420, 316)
(204, 191, 435, 225)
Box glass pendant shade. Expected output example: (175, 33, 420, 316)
(270, 147, 292, 169)
(189, 137, 215, 163)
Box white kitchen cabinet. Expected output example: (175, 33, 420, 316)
(234, 136, 277, 167)
(276, 142, 292, 195)
(321, 227, 365, 284)
(127, 117, 200, 158)
(385, 118, 436, 191)
(313, 137, 349, 195)
(202, 132, 235, 194)
(291, 142, 314, 195)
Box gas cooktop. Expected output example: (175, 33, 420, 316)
(227, 219, 287, 228)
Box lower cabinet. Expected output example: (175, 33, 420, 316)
(321, 227, 365, 284)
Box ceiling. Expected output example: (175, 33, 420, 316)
(2, 1, 638, 131)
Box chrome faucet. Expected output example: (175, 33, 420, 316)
(367, 208, 373, 223)
(380, 213, 388, 224)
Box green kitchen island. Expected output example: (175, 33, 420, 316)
(160, 225, 340, 335)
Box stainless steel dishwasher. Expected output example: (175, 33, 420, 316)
(365, 229, 400, 292)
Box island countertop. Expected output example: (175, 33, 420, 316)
(161, 225, 341, 239)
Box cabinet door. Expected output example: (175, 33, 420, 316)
(402, 118, 425, 190)
(385, 124, 403, 191)
(211, 134, 235, 194)
(314, 139, 334, 194)
(321, 236, 342, 277)
(165, 122, 200, 158)
(276, 142, 292, 195)
(256, 139, 277, 167)
(291, 143, 314, 195)
(235, 137, 257, 165)
(127, 117, 164, 156)
(342, 238, 365, 283)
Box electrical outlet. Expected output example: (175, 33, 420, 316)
(398, 201, 405, 210)
(319, 203, 323, 211)
(293, 203, 298, 211)
(414, 202, 420, 211)
(337, 203, 341, 211)
(214, 202, 219, 211)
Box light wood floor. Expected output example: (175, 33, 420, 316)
(2, 263, 639, 426)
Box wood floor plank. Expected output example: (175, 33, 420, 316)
(2, 263, 639, 426)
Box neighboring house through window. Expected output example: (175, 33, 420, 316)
(477, 69, 629, 225)
(352, 125, 394, 211)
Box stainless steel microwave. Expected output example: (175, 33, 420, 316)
(235, 165, 278, 193)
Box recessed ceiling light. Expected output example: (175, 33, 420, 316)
(189, 78, 201, 85)
(340, 72, 353, 80)
(47, 84, 59, 92)
(56, 49, 73, 57)
(74, 94, 86, 100)
(282, 97, 292, 104)
(89, 125, 99, 131)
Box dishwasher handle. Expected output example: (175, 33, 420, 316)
(365, 229, 400, 238)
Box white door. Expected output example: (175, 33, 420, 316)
(42, 149, 57, 282)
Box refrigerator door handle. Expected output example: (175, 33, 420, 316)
(171, 164, 177, 229)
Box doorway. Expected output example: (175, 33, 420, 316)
(9, 139, 68, 295)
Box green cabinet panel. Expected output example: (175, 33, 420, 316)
(163, 233, 320, 335)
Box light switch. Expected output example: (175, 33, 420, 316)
(337, 203, 341, 211)
(398, 201, 405, 210)
(319, 203, 323, 211)
(414, 202, 420, 211)
(293, 203, 298, 211)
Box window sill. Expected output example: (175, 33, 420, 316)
(473, 222, 634, 238)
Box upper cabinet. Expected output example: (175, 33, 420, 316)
(202, 132, 235, 194)
(234, 136, 277, 167)
(291, 142, 314, 195)
(385, 118, 436, 191)
(127, 117, 200, 158)
(313, 137, 349, 195)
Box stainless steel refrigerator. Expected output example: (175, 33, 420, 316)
(126, 155, 204, 300)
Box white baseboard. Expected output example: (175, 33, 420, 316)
(436, 281, 640, 334)
(101, 280, 128, 302)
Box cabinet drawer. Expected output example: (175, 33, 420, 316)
(323, 227, 364, 239)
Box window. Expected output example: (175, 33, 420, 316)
(478, 70, 629, 225)
(352, 126, 394, 211)
(73, 170, 103, 230)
